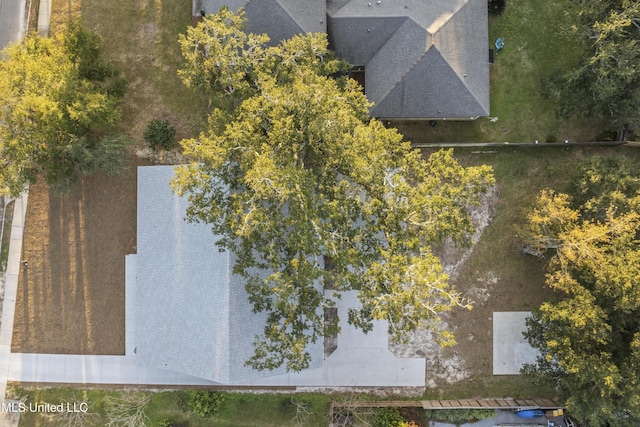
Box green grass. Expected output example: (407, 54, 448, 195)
(418, 145, 640, 399)
(9, 387, 334, 427)
(0, 200, 14, 273)
(397, 0, 604, 144)
(50, 0, 209, 146)
(449, 144, 631, 298)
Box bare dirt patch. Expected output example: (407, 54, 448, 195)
(11, 158, 146, 354)
(391, 187, 500, 388)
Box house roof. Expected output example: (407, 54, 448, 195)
(135, 166, 427, 386)
(193, 0, 489, 119)
(327, 0, 490, 119)
(135, 165, 322, 384)
(195, 0, 326, 44)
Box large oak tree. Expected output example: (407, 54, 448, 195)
(174, 9, 495, 371)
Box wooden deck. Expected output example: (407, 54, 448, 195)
(330, 398, 560, 418)
(420, 398, 559, 410)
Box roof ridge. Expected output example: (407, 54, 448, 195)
(431, 2, 488, 115)
(426, 0, 468, 34)
(368, 17, 427, 106)
(328, 0, 351, 16)
(272, 0, 307, 34)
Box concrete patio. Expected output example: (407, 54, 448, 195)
(493, 311, 540, 375)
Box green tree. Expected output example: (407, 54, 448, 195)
(522, 158, 640, 426)
(551, 0, 640, 128)
(570, 155, 640, 220)
(173, 10, 495, 372)
(0, 21, 128, 196)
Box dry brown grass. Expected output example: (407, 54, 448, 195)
(12, 163, 140, 354)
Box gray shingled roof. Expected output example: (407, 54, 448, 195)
(328, 0, 489, 119)
(136, 166, 322, 384)
(191, 0, 489, 119)
(194, 0, 326, 44)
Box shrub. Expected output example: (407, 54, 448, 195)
(144, 119, 177, 151)
(187, 391, 226, 417)
(63, 19, 115, 82)
(156, 418, 173, 427)
(488, 0, 506, 16)
(374, 407, 405, 427)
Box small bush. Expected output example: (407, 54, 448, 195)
(144, 119, 177, 151)
(374, 407, 405, 427)
(187, 391, 226, 418)
(488, 0, 506, 16)
(156, 418, 173, 427)
(107, 77, 129, 99)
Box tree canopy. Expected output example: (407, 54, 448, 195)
(173, 9, 494, 372)
(0, 20, 128, 197)
(522, 156, 640, 427)
(550, 0, 640, 129)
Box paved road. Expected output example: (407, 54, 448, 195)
(0, 0, 26, 50)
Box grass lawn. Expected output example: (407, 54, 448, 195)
(49, 0, 208, 144)
(1, 199, 14, 273)
(396, 0, 605, 144)
(425, 145, 640, 398)
(9, 387, 335, 427)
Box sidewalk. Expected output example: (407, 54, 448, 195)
(0, 0, 26, 49)
(0, 194, 28, 399)
(0, 194, 28, 427)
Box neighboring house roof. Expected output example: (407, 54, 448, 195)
(136, 165, 323, 384)
(193, 0, 489, 120)
(328, 0, 490, 119)
(193, 0, 326, 44)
